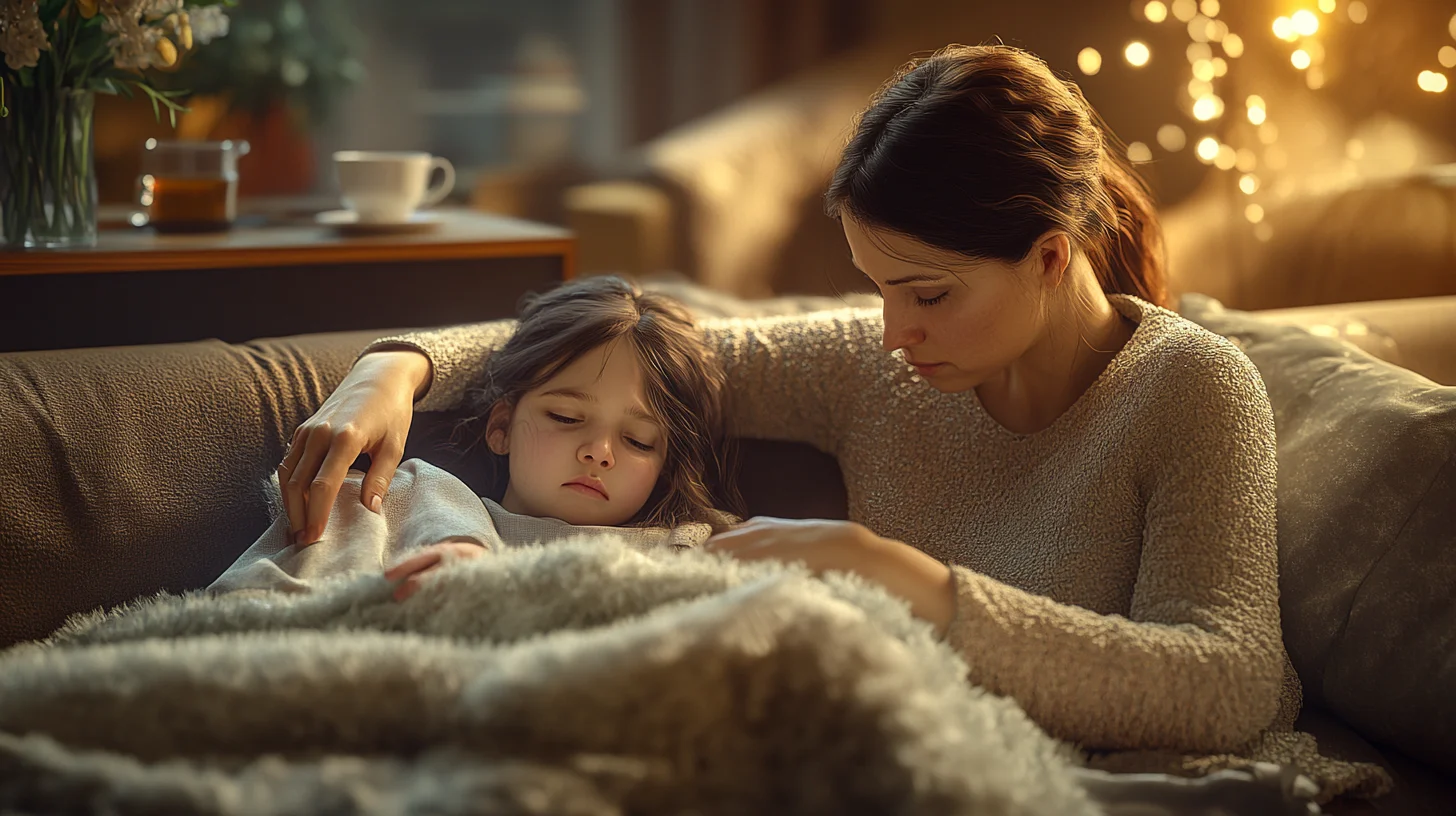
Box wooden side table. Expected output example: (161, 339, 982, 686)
(0, 209, 575, 352)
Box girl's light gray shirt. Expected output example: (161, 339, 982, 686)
(209, 459, 712, 595)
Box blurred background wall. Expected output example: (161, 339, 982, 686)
(95, 0, 1456, 305)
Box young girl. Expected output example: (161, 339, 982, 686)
(211, 276, 740, 600)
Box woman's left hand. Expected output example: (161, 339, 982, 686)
(704, 517, 957, 634)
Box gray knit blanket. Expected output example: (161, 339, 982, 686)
(0, 537, 1099, 816)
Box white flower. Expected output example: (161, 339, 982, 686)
(186, 5, 228, 45)
(0, 0, 50, 71)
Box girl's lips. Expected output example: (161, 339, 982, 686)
(564, 480, 608, 500)
(911, 363, 945, 376)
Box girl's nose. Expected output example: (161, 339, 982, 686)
(579, 436, 613, 469)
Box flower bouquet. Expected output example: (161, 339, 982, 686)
(0, 0, 231, 248)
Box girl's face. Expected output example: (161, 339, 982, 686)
(842, 216, 1048, 394)
(489, 338, 668, 526)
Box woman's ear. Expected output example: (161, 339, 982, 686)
(485, 401, 514, 455)
(1033, 231, 1072, 290)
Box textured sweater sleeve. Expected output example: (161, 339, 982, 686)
(362, 308, 880, 432)
(942, 343, 1285, 754)
(361, 321, 519, 413)
(700, 309, 881, 454)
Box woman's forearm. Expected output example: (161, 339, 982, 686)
(358, 348, 434, 402)
(870, 535, 958, 636)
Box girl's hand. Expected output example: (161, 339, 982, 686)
(704, 517, 957, 633)
(384, 538, 486, 602)
(277, 350, 432, 547)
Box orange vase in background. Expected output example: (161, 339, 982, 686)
(180, 96, 317, 198)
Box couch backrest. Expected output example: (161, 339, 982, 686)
(0, 331, 847, 648)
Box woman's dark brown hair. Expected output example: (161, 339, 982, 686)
(462, 275, 740, 529)
(825, 44, 1168, 307)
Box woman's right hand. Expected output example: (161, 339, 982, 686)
(278, 349, 433, 546)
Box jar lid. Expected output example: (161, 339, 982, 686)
(140, 139, 251, 178)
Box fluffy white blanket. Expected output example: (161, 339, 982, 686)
(0, 537, 1098, 815)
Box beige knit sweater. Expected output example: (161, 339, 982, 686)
(368, 294, 1388, 801)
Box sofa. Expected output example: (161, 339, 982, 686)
(1, 279, 1453, 813)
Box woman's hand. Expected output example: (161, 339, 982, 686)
(277, 349, 432, 546)
(384, 538, 487, 602)
(704, 517, 957, 634)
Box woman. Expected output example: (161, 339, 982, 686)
(278, 45, 1378, 798)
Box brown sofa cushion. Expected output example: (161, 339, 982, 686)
(1180, 294, 1456, 775)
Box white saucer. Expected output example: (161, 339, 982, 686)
(316, 209, 444, 236)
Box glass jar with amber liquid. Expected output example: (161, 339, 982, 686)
(138, 139, 250, 233)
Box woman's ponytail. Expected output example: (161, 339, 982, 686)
(1089, 138, 1169, 307)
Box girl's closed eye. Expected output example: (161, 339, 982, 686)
(547, 411, 582, 425)
(625, 436, 655, 453)
(914, 290, 949, 306)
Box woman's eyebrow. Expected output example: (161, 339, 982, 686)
(539, 388, 659, 425)
(850, 256, 945, 286)
(885, 273, 946, 285)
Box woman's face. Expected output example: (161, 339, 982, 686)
(489, 338, 667, 526)
(842, 216, 1048, 394)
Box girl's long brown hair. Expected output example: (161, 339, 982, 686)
(461, 275, 740, 529)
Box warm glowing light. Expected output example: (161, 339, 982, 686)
(1418, 70, 1449, 93)
(1239, 174, 1260, 194)
(1171, 0, 1198, 22)
(1215, 145, 1237, 170)
(1291, 49, 1312, 70)
(1348, 1, 1367, 23)
(1306, 67, 1326, 89)
(1187, 42, 1213, 62)
(1255, 223, 1274, 242)
(1304, 40, 1325, 65)
(1245, 204, 1265, 224)
(1235, 148, 1258, 172)
(1208, 20, 1228, 42)
(1346, 139, 1366, 160)
(1222, 33, 1244, 58)
(1188, 16, 1211, 42)
(1273, 17, 1297, 41)
(1127, 142, 1154, 163)
(1265, 146, 1288, 170)
(1259, 122, 1280, 144)
(1200, 0, 1219, 16)
(1144, 1, 1168, 23)
(1195, 136, 1220, 162)
(1187, 78, 1214, 98)
(1246, 94, 1267, 125)
(1157, 124, 1187, 151)
(1441, 46, 1456, 69)
(1212, 57, 1228, 77)
(1318, 0, 1335, 11)
(1125, 41, 1151, 67)
(1192, 94, 1224, 121)
(1078, 47, 1103, 75)
(1450, 14, 1456, 40)
(1291, 10, 1320, 36)
(1193, 59, 1215, 81)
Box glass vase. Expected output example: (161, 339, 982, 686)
(1, 87, 98, 249)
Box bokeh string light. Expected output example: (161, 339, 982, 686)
(1078, 2, 1452, 243)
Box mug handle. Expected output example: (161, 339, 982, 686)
(420, 156, 456, 208)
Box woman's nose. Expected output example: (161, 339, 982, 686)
(579, 436, 614, 469)
(881, 307, 926, 352)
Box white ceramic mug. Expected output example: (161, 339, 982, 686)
(333, 150, 455, 223)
